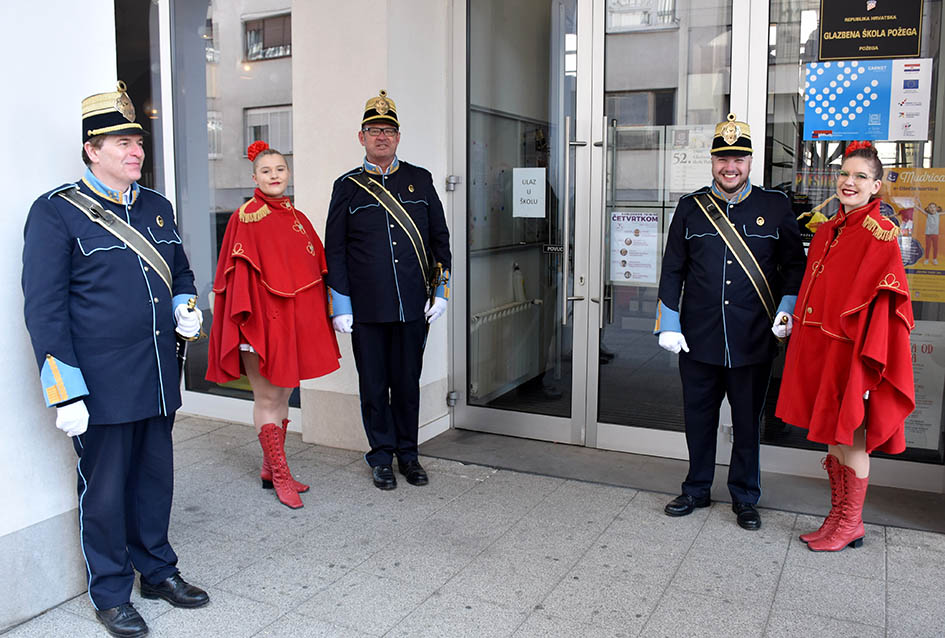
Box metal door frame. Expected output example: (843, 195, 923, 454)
(450, 0, 945, 493)
(451, 0, 594, 445)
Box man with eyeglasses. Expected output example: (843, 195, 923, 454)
(325, 90, 451, 490)
(654, 113, 805, 531)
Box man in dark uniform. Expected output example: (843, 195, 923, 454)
(22, 82, 208, 637)
(654, 113, 805, 530)
(325, 90, 451, 491)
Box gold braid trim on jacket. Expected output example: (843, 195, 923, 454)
(239, 202, 271, 223)
(862, 215, 899, 242)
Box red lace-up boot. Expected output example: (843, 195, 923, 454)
(257, 423, 303, 509)
(808, 465, 868, 552)
(260, 419, 309, 493)
(800, 454, 844, 543)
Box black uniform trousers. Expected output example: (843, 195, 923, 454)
(351, 319, 427, 467)
(678, 356, 772, 505)
(73, 415, 178, 610)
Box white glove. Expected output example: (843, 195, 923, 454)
(771, 311, 793, 339)
(658, 331, 690, 354)
(424, 297, 448, 324)
(332, 314, 354, 333)
(56, 400, 89, 437)
(174, 303, 203, 339)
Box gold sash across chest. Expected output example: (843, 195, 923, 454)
(57, 186, 174, 293)
(346, 172, 437, 297)
(693, 192, 776, 322)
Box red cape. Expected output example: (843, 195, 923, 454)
(775, 199, 914, 454)
(206, 189, 340, 387)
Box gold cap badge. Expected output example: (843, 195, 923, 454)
(81, 81, 146, 142)
(711, 113, 752, 155)
(721, 117, 741, 146)
(362, 89, 400, 127)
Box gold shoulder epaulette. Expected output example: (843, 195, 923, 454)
(239, 199, 271, 223)
(862, 215, 899, 242)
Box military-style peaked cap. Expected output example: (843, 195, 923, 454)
(711, 113, 752, 156)
(82, 81, 147, 142)
(362, 90, 399, 128)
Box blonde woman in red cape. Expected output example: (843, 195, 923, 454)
(207, 141, 341, 509)
(775, 141, 915, 552)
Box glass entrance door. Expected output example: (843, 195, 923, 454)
(457, 0, 591, 443)
(587, 0, 734, 456)
(456, 0, 734, 451)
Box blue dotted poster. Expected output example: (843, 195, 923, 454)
(803, 60, 892, 140)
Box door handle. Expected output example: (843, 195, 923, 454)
(562, 117, 572, 326)
(597, 116, 611, 329)
(567, 296, 585, 301)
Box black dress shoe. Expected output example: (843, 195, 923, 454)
(664, 493, 711, 517)
(733, 502, 762, 530)
(95, 602, 148, 638)
(372, 464, 397, 490)
(140, 573, 209, 608)
(398, 459, 429, 486)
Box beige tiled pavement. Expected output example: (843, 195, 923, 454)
(5, 415, 945, 637)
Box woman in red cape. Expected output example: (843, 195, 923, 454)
(206, 141, 340, 509)
(775, 141, 914, 552)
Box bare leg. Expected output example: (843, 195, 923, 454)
(827, 443, 845, 466)
(834, 426, 869, 478)
(240, 351, 293, 432)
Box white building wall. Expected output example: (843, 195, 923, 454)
(0, 1, 456, 626)
(295, 0, 453, 450)
(0, 1, 117, 630)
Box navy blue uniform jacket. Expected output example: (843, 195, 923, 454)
(22, 178, 197, 424)
(656, 186, 805, 367)
(325, 160, 452, 323)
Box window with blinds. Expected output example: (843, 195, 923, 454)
(244, 14, 291, 61)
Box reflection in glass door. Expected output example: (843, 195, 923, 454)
(458, 0, 735, 449)
(593, 0, 733, 442)
(463, 0, 583, 436)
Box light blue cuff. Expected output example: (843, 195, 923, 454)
(654, 301, 681, 334)
(435, 268, 451, 300)
(40, 356, 89, 407)
(777, 295, 797, 316)
(330, 288, 353, 316)
(172, 293, 195, 310)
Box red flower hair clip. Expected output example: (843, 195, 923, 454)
(844, 140, 873, 156)
(247, 140, 269, 161)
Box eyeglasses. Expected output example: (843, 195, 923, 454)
(837, 170, 878, 183)
(362, 127, 399, 138)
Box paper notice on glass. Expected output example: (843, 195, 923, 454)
(666, 125, 714, 196)
(906, 320, 945, 451)
(512, 167, 546, 218)
(610, 211, 659, 286)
